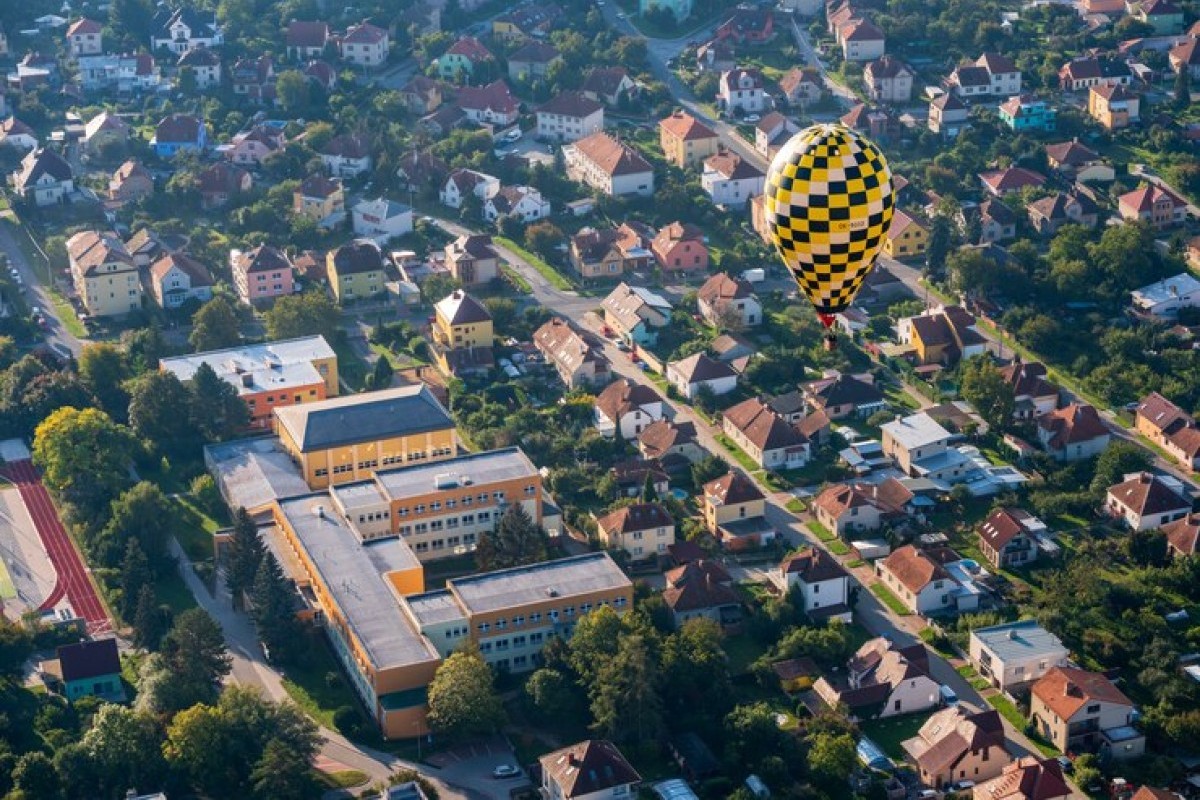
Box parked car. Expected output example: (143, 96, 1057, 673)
(938, 685, 958, 706)
(493, 765, 521, 779)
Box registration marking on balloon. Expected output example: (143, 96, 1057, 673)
(763, 123, 895, 320)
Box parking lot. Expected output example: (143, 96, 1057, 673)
(425, 737, 534, 799)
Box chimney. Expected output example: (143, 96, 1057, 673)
(568, 753, 580, 767)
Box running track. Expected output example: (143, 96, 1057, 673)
(1, 460, 110, 634)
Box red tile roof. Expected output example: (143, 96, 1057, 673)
(1032, 666, 1133, 721)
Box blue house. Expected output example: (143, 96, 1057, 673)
(998, 95, 1056, 132)
(52, 638, 125, 702)
(151, 113, 207, 158)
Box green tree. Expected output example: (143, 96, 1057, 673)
(0, 616, 34, 679)
(275, 70, 311, 114)
(959, 357, 1015, 432)
(724, 702, 801, 776)
(225, 507, 265, 609)
(188, 361, 250, 441)
(568, 605, 625, 688)
(590, 633, 662, 744)
(524, 221, 566, 260)
(805, 731, 857, 783)
(189, 297, 242, 352)
(426, 647, 506, 740)
(119, 538, 152, 618)
(79, 705, 168, 798)
(128, 370, 200, 455)
(251, 553, 302, 664)
(122, 325, 167, 374)
(1090, 441, 1152, 495)
(33, 407, 137, 522)
(475, 503, 548, 571)
(252, 738, 318, 799)
(925, 214, 952, 277)
(263, 292, 340, 342)
(1175, 66, 1191, 110)
(78, 343, 131, 420)
(523, 668, 584, 722)
(13, 751, 60, 799)
(661, 619, 730, 725)
(108, 0, 155, 42)
(368, 352, 394, 391)
(101, 482, 176, 570)
(132, 584, 169, 651)
(159, 609, 232, 711)
(689, 454, 729, 490)
(640, 471, 659, 502)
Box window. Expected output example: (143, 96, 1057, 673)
(614, 596, 627, 608)
(496, 618, 507, 629)
(513, 615, 525, 626)
(530, 612, 542, 623)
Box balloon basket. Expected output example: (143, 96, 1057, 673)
(823, 333, 837, 351)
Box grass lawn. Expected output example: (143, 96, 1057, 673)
(869, 582, 911, 616)
(847, 558, 865, 568)
(173, 494, 228, 563)
(49, 290, 88, 339)
(155, 568, 198, 615)
(280, 637, 368, 732)
(316, 770, 369, 790)
(985, 693, 1026, 731)
(716, 434, 760, 473)
(786, 498, 806, 514)
(495, 237, 574, 291)
(860, 713, 929, 760)
(827, 539, 850, 556)
(501, 265, 532, 293)
(806, 520, 836, 542)
(724, 633, 768, 675)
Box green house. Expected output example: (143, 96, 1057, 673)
(54, 638, 125, 702)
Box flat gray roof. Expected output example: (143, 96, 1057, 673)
(882, 412, 954, 451)
(971, 619, 1066, 661)
(374, 447, 537, 502)
(205, 437, 312, 513)
(273, 384, 454, 452)
(160, 336, 334, 394)
(402, 590, 467, 628)
(331, 480, 389, 513)
(448, 553, 631, 616)
(276, 494, 439, 671)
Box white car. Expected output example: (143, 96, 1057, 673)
(503, 129, 522, 143)
(617, 11, 626, 17)
(492, 765, 521, 779)
(744, 114, 761, 123)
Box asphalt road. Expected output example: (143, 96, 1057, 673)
(0, 218, 85, 357)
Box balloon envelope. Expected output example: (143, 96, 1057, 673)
(763, 123, 894, 323)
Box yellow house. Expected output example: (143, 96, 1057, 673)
(1088, 83, 1140, 131)
(883, 209, 928, 259)
(327, 239, 386, 303)
(273, 384, 458, 489)
(293, 174, 345, 224)
(659, 110, 721, 168)
(701, 471, 766, 532)
(66, 230, 143, 317)
(432, 290, 495, 377)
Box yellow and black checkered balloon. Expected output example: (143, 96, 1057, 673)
(764, 123, 894, 320)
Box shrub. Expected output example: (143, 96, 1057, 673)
(333, 705, 361, 736)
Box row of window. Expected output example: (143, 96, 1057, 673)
(479, 632, 545, 652)
(475, 596, 628, 634)
(247, 389, 318, 407)
(410, 533, 477, 552)
(313, 446, 456, 478)
(400, 513, 491, 535)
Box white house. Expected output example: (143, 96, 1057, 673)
(535, 92, 604, 143)
(1030, 667, 1145, 760)
(969, 620, 1069, 692)
(697, 272, 761, 328)
(148, 252, 213, 309)
(722, 397, 810, 470)
(177, 47, 221, 89)
(439, 168, 501, 209)
(772, 546, 852, 623)
(1035, 403, 1110, 461)
(717, 68, 767, 115)
(1105, 471, 1192, 531)
(595, 503, 675, 561)
(339, 22, 389, 68)
(319, 134, 372, 179)
(540, 740, 640, 800)
(881, 412, 955, 476)
(152, 8, 224, 54)
(484, 185, 551, 223)
(840, 19, 886, 62)
(701, 149, 765, 207)
(666, 353, 738, 400)
(814, 637, 941, 719)
(0, 118, 38, 151)
(563, 132, 655, 197)
(595, 378, 665, 439)
(876, 545, 955, 615)
(12, 148, 74, 206)
(1132, 273, 1200, 319)
(352, 197, 413, 243)
(456, 80, 520, 126)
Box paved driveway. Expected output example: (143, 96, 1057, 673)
(426, 738, 533, 799)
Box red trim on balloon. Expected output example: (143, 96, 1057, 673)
(817, 313, 836, 329)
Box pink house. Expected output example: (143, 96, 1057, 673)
(233, 244, 294, 305)
(226, 126, 283, 167)
(652, 222, 710, 273)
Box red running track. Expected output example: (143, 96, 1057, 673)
(2, 460, 110, 634)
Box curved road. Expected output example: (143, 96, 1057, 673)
(0, 218, 85, 357)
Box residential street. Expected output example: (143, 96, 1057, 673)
(0, 219, 85, 356)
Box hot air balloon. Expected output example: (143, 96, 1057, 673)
(763, 123, 894, 349)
